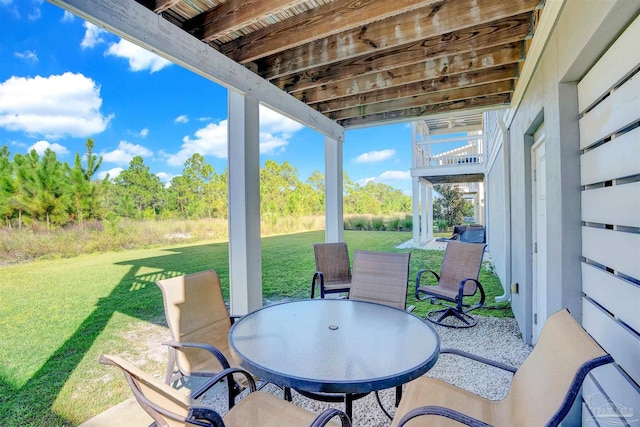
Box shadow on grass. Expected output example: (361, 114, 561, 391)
(1, 240, 233, 426)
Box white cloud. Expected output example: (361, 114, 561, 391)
(61, 10, 74, 22)
(167, 120, 227, 166)
(137, 127, 149, 138)
(257, 106, 304, 155)
(14, 50, 38, 63)
(356, 177, 376, 186)
(174, 115, 189, 124)
(81, 22, 107, 49)
(156, 171, 175, 183)
(97, 167, 123, 181)
(260, 106, 304, 136)
(106, 39, 172, 73)
(102, 140, 153, 165)
(28, 140, 69, 156)
(378, 170, 411, 181)
(0, 72, 112, 139)
(164, 107, 304, 166)
(259, 132, 289, 155)
(356, 170, 410, 187)
(27, 1, 41, 20)
(354, 149, 396, 164)
(199, 116, 212, 122)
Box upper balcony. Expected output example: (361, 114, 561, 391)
(411, 112, 486, 184)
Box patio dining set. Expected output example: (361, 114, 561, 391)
(95, 241, 614, 427)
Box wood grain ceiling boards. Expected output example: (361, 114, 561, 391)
(139, 0, 543, 128)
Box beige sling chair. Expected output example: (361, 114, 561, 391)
(311, 242, 352, 299)
(99, 354, 351, 427)
(391, 308, 614, 426)
(350, 250, 412, 311)
(415, 241, 487, 328)
(156, 270, 251, 404)
(350, 250, 412, 416)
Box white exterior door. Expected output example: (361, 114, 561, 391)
(531, 124, 546, 344)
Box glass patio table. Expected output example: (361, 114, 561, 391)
(228, 299, 440, 419)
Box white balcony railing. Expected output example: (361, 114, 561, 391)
(414, 134, 485, 169)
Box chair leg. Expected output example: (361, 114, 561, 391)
(284, 387, 292, 401)
(426, 307, 478, 328)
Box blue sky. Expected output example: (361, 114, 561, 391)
(0, 1, 413, 193)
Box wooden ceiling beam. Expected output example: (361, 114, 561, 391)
(221, 0, 538, 64)
(312, 64, 518, 113)
(296, 42, 524, 104)
(327, 80, 513, 121)
(153, 0, 180, 14)
(218, 0, 442, 62)
(267, 14, 531, 91)
(338, 94, 511, 128)
(182, 0, 304, 42)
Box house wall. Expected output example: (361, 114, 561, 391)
(504, 0, 640, 423)
(507, 0, 639, 343)
(484, 118, 508, 291)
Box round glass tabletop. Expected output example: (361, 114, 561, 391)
(229, 299, 440, 394)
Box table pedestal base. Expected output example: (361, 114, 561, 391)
(284, 388, 369, 420)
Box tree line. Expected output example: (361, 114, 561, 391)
(0, 139, 412, 229)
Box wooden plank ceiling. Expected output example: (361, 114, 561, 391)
(138, 0, 543, 129)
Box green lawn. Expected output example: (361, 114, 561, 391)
(0, 230, 511, 426)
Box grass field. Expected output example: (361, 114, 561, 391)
(0, 230, 511, 426)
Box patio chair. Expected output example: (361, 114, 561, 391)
(349, 250, 411, 311)
(156, 270, 250, 403)
(348, 249, 412, 413)
(415, 241, 486, 328)
(391, 308, 614, 427)
(311, 242, 352, 299)
(99, 354, 351, 427)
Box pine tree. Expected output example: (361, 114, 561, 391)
(0, 146, 15, 227)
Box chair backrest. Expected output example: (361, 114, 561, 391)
(438, 241, 486, 296)
(313, 242, 351, 284)
(505, 309, 614, 426)
(349, 250, 411, 310)
(157, 270, 231, 373)
(100, 354, 205, 427)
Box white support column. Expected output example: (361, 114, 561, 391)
(427, 186, 434, 239)
(412, 177, 420, 245)
(325, 136, 344, 243)
(228, 91, 262, 315)
(420, 184, 428, 244)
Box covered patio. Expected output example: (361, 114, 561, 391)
(48, 0, 640, 425)
(50, 0, 545, 316)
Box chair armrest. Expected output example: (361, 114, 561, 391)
(457, 278, 485, 305)
(397, 406, 491, 427)
(415, 269, 440, 299)
(187, 407, 225, 427)
(310, 408, 352, 427)
(162, 340, 231, 370)
(206, 367, 257, 393)
(440, 348, 517, 373)
(189, 367, 258, 411)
